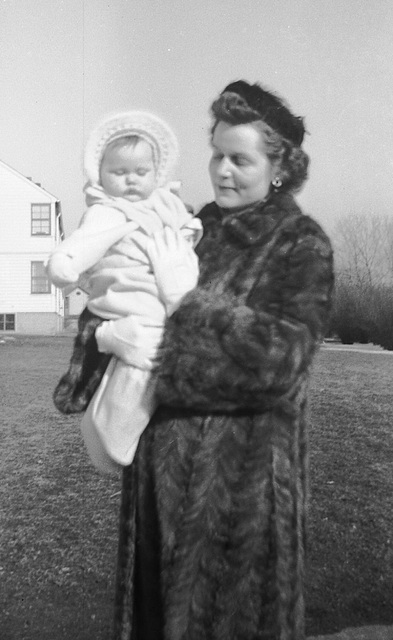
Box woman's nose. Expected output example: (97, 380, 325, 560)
(217, 157, 231, 178)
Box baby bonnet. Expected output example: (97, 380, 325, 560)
(84, 111, 179, 187)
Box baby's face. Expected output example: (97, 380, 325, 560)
(100, 139, 158, 201)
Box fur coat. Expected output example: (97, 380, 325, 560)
(113, 192, 334, 640)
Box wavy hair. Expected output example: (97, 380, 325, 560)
(210, 91, 309, 193)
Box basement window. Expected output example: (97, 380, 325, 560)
(0, 314, 15, 331)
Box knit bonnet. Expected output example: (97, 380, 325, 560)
(84, 111, 179, 188)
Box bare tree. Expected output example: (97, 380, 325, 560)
(331, 211, 393, 347)
(333, 212, 392, 289)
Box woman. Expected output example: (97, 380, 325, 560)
(114, 80, 334, 640)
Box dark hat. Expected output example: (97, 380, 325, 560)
(222, 80, 305, 146)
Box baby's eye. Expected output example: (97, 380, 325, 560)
(137, 169, 149, 176)
(113, 170, 125, 176)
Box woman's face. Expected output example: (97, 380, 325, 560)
(209, 121, 277, 209)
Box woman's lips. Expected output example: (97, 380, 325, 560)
(217, 184, 235, 191)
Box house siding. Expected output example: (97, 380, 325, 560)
(14, 312, 63, 335)
(0, 160, 65, 334)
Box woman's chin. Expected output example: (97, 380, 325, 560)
(215, 191, 240, 208)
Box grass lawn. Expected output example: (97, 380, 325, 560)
(306, 345, 393, 635)
(1, 337, 392, 639)
(0, 336, 121, 640)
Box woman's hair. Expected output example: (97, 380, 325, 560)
(210, 89, 309, 193)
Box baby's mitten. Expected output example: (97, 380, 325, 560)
(147, 227, 199, 315)
(46, 252, 79, 287)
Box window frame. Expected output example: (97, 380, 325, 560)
(31, 261, 51, 294)
(0, 313, 15, 331)
(31, 203, 51, 236)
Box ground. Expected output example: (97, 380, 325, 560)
(1, 336, 392, 639)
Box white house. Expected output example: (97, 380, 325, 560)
(0, 159, 65, 334)
(65, 286, 89, 317)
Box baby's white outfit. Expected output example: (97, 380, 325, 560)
(47, 185, 202, 473)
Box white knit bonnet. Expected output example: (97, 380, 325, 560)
(84, 111, 179, 188)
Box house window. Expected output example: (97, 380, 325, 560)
(31, 261, 51, 293)
(0, 314, 15, 331)
(31, 203, 51, 235)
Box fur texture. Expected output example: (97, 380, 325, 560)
(221, 80, 305, 145)
(53, 307, 110, 414)
(112, 192, 334, 639)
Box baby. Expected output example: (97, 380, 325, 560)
(47, 111, 202, 473)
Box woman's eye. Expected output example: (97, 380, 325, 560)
(233, 156, 248, 166)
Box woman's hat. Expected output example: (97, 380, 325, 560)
(84, 111, 179, 187)
(222, 80, 305, 146)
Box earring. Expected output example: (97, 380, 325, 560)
(272, 176, 283, 190)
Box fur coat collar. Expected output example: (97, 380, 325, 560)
(201, 192, 302, 246)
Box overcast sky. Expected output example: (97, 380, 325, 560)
(1, 0, 393, 236)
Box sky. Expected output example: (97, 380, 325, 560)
(1, 0, 393, 237)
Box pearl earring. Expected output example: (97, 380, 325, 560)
(272, 176, 283, 189)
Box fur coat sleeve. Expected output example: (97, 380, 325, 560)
(154, 195, 334, 412)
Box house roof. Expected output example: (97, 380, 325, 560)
(0, 157, 65, 239)
(67, 285, 89, 296)
(0, 158, 60, 201)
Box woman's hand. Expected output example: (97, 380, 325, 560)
(147, 227, 199, 315)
